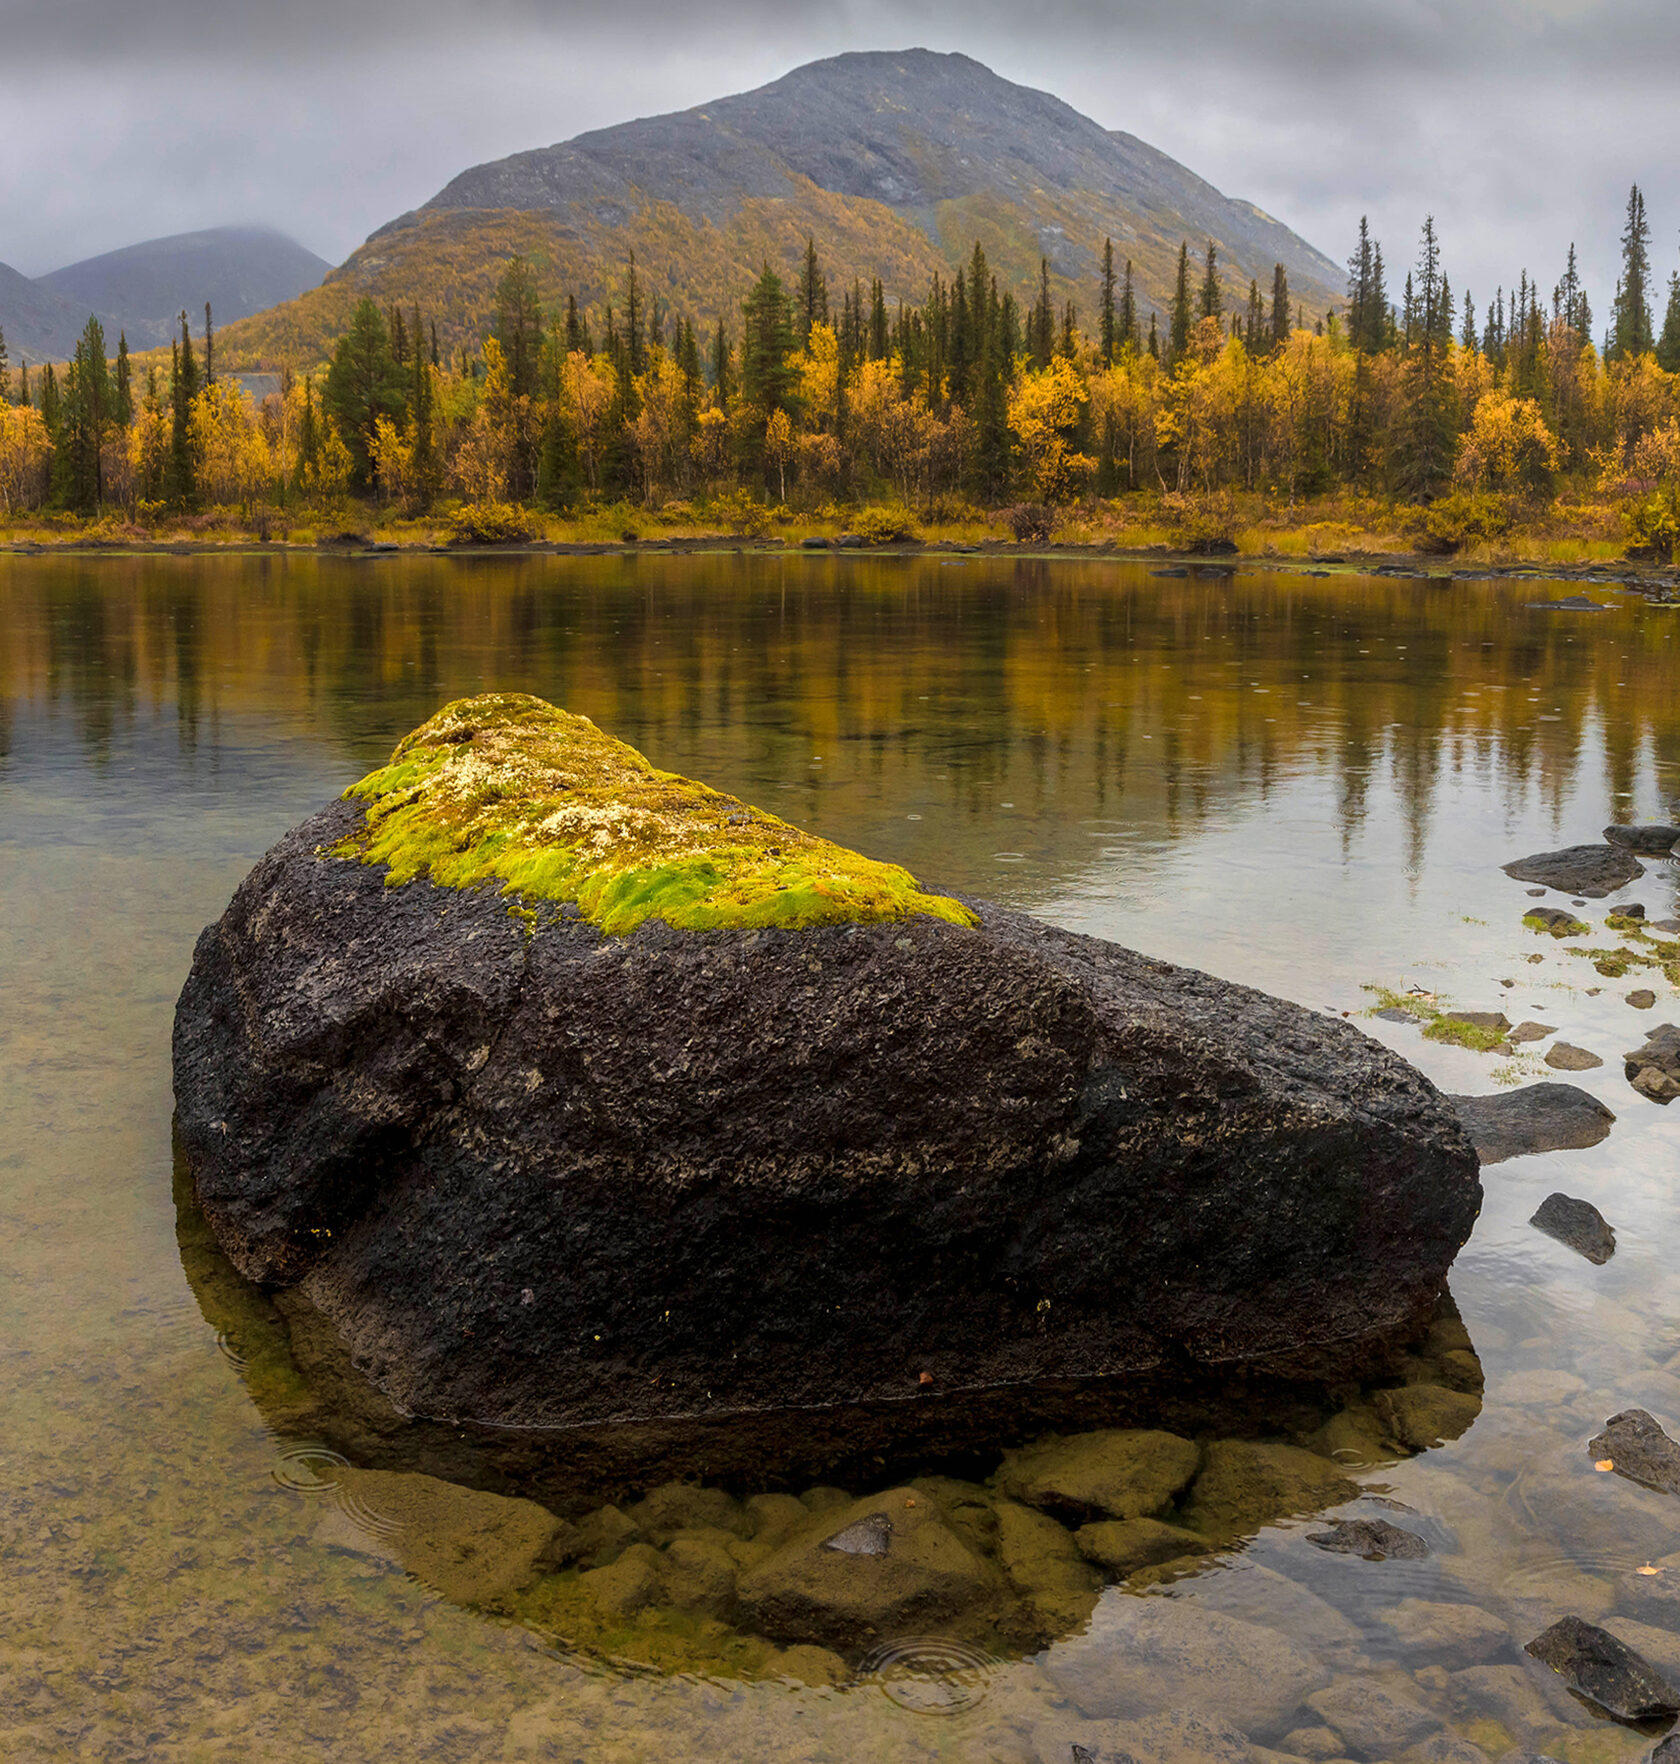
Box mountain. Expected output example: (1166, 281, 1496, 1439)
(36, 227, 330, 350)
(0, 261, 86, 367)
(222, 49, 1341, 371)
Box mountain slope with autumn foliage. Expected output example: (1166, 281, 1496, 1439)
(220, 49, 1340, 370)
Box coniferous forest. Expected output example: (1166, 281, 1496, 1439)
(6, 192, 1680, 559)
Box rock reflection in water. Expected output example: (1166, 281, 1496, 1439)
(175, 1150, 1484, 1685)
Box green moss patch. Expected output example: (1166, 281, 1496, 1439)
(1523, 912, 1589, 938)
(334, 691, 976, 937)
(1422, 1017, 1511, 1054)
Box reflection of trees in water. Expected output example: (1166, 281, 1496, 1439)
(3, 556, 1675, 876)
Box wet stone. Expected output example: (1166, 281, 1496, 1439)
(1306, 1517, 1430, 1560)
(822, 1512, 893, 1556)
(1074, 1516, 1210, 1575)
(1625, 1024, 1680, 1104)
(1589, 1410, 1680, 1495)
(1524, 1615, 1680, 1722)
(1529, 1193, 1615, 1264)
(1604, 823, 1680, 853)
(1374, 1383, 1482, 1451)
(1503, 844, 1646, 897)
(1181, 1440, 1358, 1539)
(1509, 1021, 1558, 1044)
(1628, 990, 1658, 1010)
(1376, 1599, 1510, 1663)
(1306, 1676, 1443, 1753)
(1376, 1006, 1419, 1023)
(993, 1428, 1201, 1522)
(1544, 1042, 1603, 1072)
(992, 1500, 1101, 1636)
(1523, 908, 1588, 936)
(1450, 1083, 1616, 1164)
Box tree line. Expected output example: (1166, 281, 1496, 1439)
(5, 188, 1680, 533)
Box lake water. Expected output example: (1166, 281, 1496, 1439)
(2, 551, 1678, 1763)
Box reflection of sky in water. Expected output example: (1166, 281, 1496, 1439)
(1, 554, 1679, 1760)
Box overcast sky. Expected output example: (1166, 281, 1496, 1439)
(4, 0, 1677, 329)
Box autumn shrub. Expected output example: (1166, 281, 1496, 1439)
(999, 503, 1055, 543)
(1623, 485, 1680, 561)
(705, 489, 771, 537)
(853, 505, 918, 544)
(1412, 492, 1513, 554)
(1162, 490, 1238, 552)
(446, 500, 541, 545)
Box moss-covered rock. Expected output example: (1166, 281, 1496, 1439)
(1074, 1515, 1213, 1575)
(991, 1499, 1102, 1636)
(1374, 1383, 1483, 1451)
(734, 1487, 1004, 1648)
(992, 1428, 1201, 1521)
(337, 691, 973, 936)
(1181, 1440, 1358, 1539)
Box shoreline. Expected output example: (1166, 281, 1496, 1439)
(2, 532, 1676, 595)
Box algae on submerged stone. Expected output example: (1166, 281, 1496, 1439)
(334, 691, 975, 936)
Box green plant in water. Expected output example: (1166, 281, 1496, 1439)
(334, 692, 977, 937)
(1523, 912, 1589, 938)
(1421, 1017, 1510, 1053)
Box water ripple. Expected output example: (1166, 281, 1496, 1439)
(856, 1636, 1002, 1716)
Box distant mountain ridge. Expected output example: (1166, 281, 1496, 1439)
(222, 49, 1342, 370)
(0, 227, 328, 363)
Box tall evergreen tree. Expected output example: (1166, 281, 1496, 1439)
(1118, 259, 1138, 356)
(1396, 216, 1454, 497)
(323, 298, 406, 490)
(1147, 311, 1160, 361)
(166, 315, 199, 508)
(203, 302, 214, 387)
(1169, 243, 1193, 359)
(0, 323, 10, 404)
(1269, 265, 1291, 353)
(1198, 241, 1222, 321)
(1245, 278, 1265, 350)
(1612, 185, 1654, 359)
(798, 237, 828, 347)
(114, 332, 133, 426)
(868, 280, 889, 361)
(1099, 239, 1117, 366)
(711, 319, 734, 403)
(1659, 273, 1680, 373)
(564, 295, 584, 355)
(1030, 259, 1055, 368)
(57, 315, 112, 511)
(494, 256, 544, 400)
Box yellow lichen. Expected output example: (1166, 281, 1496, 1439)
(333, 692, 977, 936)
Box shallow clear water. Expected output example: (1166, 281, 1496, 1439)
(2, 552, 1678, 1762)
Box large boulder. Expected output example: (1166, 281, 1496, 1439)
(173, 693, 1483, 1433)
(1502, 844, 1645, 897)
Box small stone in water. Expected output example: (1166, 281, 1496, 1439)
(1530, 1192, 1616, 1264)
(1509, 1021, 1558, 1044)
(1306, 1518, 1429, 1560)
(1590, 1411, 1680, 1495)
(1628, 990, 1657, 1010)
(821, 1513, 892, 1556)
(1546, 1042, 1604, 1072)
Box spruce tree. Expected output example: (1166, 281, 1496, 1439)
(58, 316, 112, 511)
(166, 316, 200, 507)
(868, 280, 889, 361)
(430, 321, 440, 368)
(19, 360, 30, 408)
(1199, 241, 1221, 321)
(1348, 217, 1376, 352)
(1612, 185, 1654, 359)
(1460, 293, 1477, 353)
(1246, 279, 1265, 350)
(1659, 274, 1680, 373)
(494, 257, 544, 399)
(1100, 239, 1117, 366)
(204, 302, 214, 387)
(1147, 311, 1160, 361)
(1031, 259, 1054, 368)
(1269, 265, 1290, 353)
(323, 298, 406, 491)
(1170, 243, 1192, 360)
(798, 237, 828, 347)
(1119, 259, 1138, 356)
(711, 320, 733, 404)
(1396, 217, 1454, 498)
(564, 295, 584, 355)
(115, 330, 133, 428)
(0, 324, 9, 405)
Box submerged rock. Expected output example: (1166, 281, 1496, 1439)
(1523, 907, 1589, 936)
(1626, 1024, 1680, 1105)
(1529, 1194, 1616, 1264)
(992, 1429, 1200, 1522)
(1502, 846, 1646, 898)
(1449, 1084, 1616, 1164)
(1589, 1411, 1680, 1496)
(173, 692, 1483, 1433)
(1509, 1021, 1558, 1044)
(1524, 1615, 1680, 1722)
(1073, 1515, 1210, 1575)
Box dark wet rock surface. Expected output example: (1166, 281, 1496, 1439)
(1529, 1193, 1616, 1263)
(1590, 1410, 1680, 1496)
(1306, 1517, 1430, 1559)
(174, 797, 1481, 1435)
(1524, 1614, 1680, 1722)
(1545, 1042, 1603, 1071)
(1503, 845, 1646, 897)
(1604, 823, 1680, 853)
(1626, 1024, 1680, 1104)
(1450, 1084, 1616, 1164)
